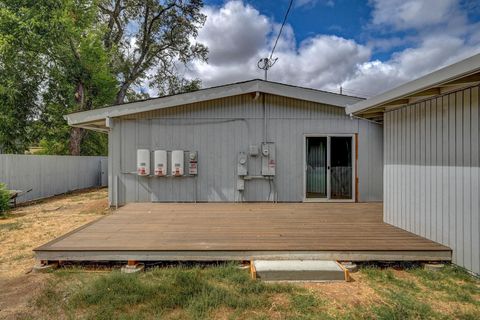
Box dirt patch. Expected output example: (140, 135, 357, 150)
(0, 274, 50, 320)
(302, 273, 381, 312)
(0, 188, 110, 319)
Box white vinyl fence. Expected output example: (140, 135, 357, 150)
(0, 154, 107, 203)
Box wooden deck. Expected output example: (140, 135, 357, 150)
(34, 203, 451, 262)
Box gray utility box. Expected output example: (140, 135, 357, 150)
(261, 143, 276, 176)
(188, 151, 198, 175)
(237, 152, 248, 176)
(236, 178, 245, 191)
(249, 144, 259, 156)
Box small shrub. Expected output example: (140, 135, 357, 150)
(0, 183, 10, 213)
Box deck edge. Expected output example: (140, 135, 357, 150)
(34, 249, 452, 262)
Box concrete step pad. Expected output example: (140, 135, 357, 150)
(252, 260, 347, 281)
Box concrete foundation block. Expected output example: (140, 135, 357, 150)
(340, 262, 358, 273)
(423, 263, 445, 272)
(252, 260, 346, 282)
(121, 263, 145, 273)
(33, 262, 58, 273)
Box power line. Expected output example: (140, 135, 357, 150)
(270, 0, 293, 61)
(258, 0, 294, 80)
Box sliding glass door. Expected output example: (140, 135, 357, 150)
(330, 137, 353, 200)
(305, 135, 354, 201)
(306, 137, 327, 199)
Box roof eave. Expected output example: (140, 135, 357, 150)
(346, 53, 480, 117)
(66, 79, 363, 128)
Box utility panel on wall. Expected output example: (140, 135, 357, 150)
(171, 150, 184, 176)
(154, 150, 167, 176)
(137, 149, 150, 176)
(237, 152, 248, 176)
(261, 143, 276, 176)
(188, 151, 198, 175)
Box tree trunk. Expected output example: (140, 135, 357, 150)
(69, 80, 86, 155)
(69, 127, 85, 155)
(116, 83, 129, 104)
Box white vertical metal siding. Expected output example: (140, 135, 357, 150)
(384, 85, 480, 274)
(109, 94, 383, 204)
(0, 154, 106, 203)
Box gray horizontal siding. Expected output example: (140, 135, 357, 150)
(0, 154, 106, 203)
(384, 85, 480, 274)
(109, 93, 383, 204)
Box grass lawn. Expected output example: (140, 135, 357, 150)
(27, 263, 479, 320)
(0, 189, 478, 319)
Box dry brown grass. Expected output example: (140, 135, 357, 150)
(303, 272, 382, 315)
(0, 189, 478, 320)
(0, 188, 110, 319)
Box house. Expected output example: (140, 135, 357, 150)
(347, 53, 480, 275)
(66, 80, 383, 206)
(36, 79, 455, 265)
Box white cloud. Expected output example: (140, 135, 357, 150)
(198, 1, 271, 66)
(270, 35, 370, 90)
(184, 0, 480, 97)
(341, 0, 480, 95)
(188, 1, 369, 90)
(370, 0, 458, 30)
(341, 34, 480, 96)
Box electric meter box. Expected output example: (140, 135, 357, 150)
(237, 152, 247, 176)
(153, 150, 167, 176)
(249, 145, 259, 156)
(171, 150, 184, 176)
(236, 178, 245, 191)
(188, 151, 198, 175)
(137, 149, 150, 176)
(261, 143, 276, 176)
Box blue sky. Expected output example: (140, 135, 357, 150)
(179, 0, 480, 97)
(209, 0, 372, 53)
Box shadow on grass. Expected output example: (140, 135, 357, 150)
(34, 263, 328, 320)
(31, 263, 480, 320)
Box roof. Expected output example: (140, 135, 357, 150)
(66, 79, 363, 131)
(346, 53, 480, 122)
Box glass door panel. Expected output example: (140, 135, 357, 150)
(330, 137, 353, 200)
(306, 137, 327, 198)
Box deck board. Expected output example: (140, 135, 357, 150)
(34, 203, 451, 261)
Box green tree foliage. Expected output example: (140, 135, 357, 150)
(98, 0, 207, 103)
(0, 0, 47, 153)
(0, 183, 10, 212)
(0, 0, 207, 155)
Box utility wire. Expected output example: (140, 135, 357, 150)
(258, 0, 294, 79)
(269, 0, 294, 60)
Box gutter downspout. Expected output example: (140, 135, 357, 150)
(262, 93, 267, 143)
(253, 90, 267, 143)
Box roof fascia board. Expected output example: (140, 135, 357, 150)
(258, 81, 361, 107)
(346, 53, 480, 115)
(66, 80, 363, 127)
(66, 80, 261, 126)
